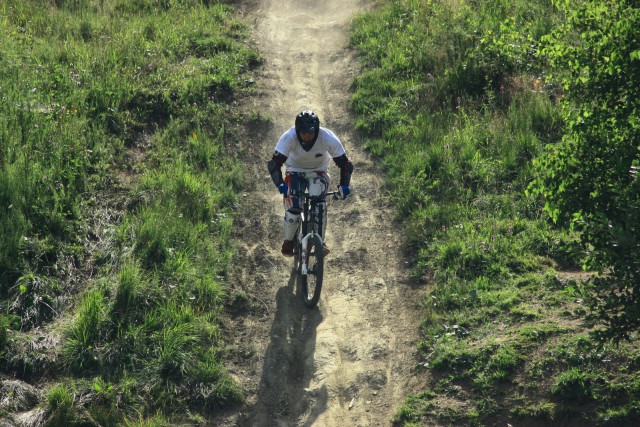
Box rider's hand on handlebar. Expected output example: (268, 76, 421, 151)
(338, 185, 350, 200)
(278, 183, 289, 196)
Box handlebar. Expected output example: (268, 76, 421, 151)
(326, 191, 340, 200)
(289, 189, 341, 200)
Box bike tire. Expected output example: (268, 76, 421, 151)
(293, 231, 302, 277)
(301, 234, 324, 308)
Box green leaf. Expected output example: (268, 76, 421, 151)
(631, 50, 640, 61)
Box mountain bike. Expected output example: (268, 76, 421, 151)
(292, 190, 340, 308)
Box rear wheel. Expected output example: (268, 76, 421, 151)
(301, 234, 324, 308)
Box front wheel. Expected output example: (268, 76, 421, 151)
(301, 234, 324, 308)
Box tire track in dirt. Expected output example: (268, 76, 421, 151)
(223, 1, 425, 426)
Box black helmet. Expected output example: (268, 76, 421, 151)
(295, 110, 320, 149)
(295, 110, 320, 134)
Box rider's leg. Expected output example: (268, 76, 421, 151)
(283, 210, 300, 241)
(281, 173, 307, 255)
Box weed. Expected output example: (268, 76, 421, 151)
(429, 338, 478, 373)
(517, 324, 568, 342)
(552, 368, 595, 403)
(124, 413, 172, 427)
(510, 401, 557, 420)
(45, 383, 77, 426)
(597, 406, 640, 426)
(10, 273, 60, 330)
(111, 261, 143, 326)
(481, 344, 525, 382)
(0, 315, 8, 358)
(63, 289, 108, 374)
(393, 404, 421, 424)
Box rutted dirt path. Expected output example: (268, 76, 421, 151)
(223, 0, 424, 425)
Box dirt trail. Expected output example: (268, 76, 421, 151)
(224, 0, 424, 425)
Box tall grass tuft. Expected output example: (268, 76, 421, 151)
(112, 260, 144, 325)
(64, 289, 107, 374)
(45, 384, 77, 426)
(0, 315, 8, 357)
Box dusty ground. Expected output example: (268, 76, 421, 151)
(221, 0, 426, 426)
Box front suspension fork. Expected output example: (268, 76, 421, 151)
(300, 233, 322, 275)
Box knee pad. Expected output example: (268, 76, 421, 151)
(285, 210, 300, 223)
(283, 210, 300, 241)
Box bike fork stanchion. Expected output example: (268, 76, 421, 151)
(300, 233, 322, 276)
(300, 234, 309, 275)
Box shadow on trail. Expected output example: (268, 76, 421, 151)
(247, 264, 327, 426)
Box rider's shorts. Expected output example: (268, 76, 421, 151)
(283, 171, 330, 213)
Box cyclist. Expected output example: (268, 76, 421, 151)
(267, 110, 353, 257)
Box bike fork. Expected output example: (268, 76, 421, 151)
(300, 233, 322, 275)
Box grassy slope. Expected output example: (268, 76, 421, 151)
(1, 0, 259, 424)
(349, 0, 640, 426)
(2, 0, 639, 425)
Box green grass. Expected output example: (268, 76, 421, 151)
(3, 0, 637, 424)
(45, 384, 77, 427)
(350, 0, 640, 425)
(1, 0, 258, 424)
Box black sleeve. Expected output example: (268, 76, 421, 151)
(332, 154, 353, 186)
(267, 151, 288, 187)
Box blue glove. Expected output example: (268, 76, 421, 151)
(278, 183, 289, 196)
(338, 185, 350, 199)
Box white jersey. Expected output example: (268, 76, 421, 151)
(274, 127, 346, 173)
